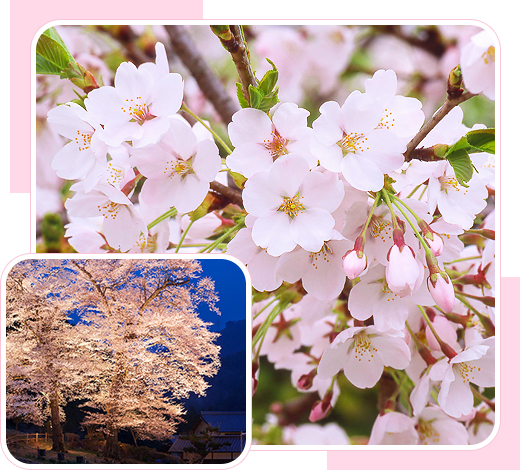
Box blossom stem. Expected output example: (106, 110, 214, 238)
(389, 194, 433, 256)
(455, 294, 495, 336)
(406, 183, 423, 199)
(418, 305, 457, 360)
(181, 103, 233, 155)
(253, 297, 278, 321)
(380, 189, 399, 229)
(216, 25, 258, 106)
(199, 220, 244, 253)
(252, 299, 290, 352)
(175, 219, 195, 253)
(360, 191, 382, 238)
(470, 385, 495, 411)
(405, 320, 425, 352)
(147, 208, 178, 231)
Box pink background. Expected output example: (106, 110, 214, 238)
(12, 1, 510, 467)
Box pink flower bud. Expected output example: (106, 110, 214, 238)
(309, 399, 332, 423)
(386, 244, 420, 297)
(342, 250, 367, 279)
(427, 273, 455, 313)
(428, 233, 444, 257)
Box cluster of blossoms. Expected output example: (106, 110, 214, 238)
(40, 25, 496, 446)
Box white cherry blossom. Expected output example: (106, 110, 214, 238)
(317, 326, 411, 389)
(242, 155, 344, 256)
(131, 118, 221, 214)
(226, 103, 315, 178)
(85, 44, 183, 148)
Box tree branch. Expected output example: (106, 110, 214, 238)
(210, 180, 243, 208)
(164, 25, 239, 125)
(214, 25, 258, 105)
(404, 91, 478, 161)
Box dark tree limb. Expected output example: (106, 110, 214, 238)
(165, 25, 239, 125)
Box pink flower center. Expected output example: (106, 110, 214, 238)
(440, 176, 468, 195)
(482, 46, 495, 64)
(98, 201, 119, 220)
(308, 243, 333, 269)
(264, 130, 289, 159)
(121, 96, 153, 124)
(337, 132, 369, 156)
(165, 159, 191, 178)
(370, 216, 392, 243)
(106, 162, 125, 186)
(456, 362, 481, 384)
(74, 129, 92, 152)
(352, 331, 378, 362)
(417, 420, 440, 444)
(378, 108, 396, 131)
(278, 195, 305, 218)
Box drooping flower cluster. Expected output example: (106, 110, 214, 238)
(39, 25, 496, 446)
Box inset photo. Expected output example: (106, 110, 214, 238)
(2, 255, 251, 466)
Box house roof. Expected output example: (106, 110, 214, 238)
(168, 435, 246, 455)
(196, 411, 247, 433)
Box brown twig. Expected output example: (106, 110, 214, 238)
(164, 25, 239, 125)
(216, 25, 258, 105)
(404, 91, 478, 161)
(209, 181, 243, 208)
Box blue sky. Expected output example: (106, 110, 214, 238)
(197, 258, 247, 331)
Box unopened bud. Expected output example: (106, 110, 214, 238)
(297, 369, 317, 391)
(342, 250, 367, 279)
(447, 65, 463, 99)
(427, 272, 455, 313)
(309, 391, 333, 423)
(418, 220, 444, 257)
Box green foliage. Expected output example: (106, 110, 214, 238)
(36, 28, 76, 76)
(442, 128, 495, 187)
(36, 27, 98, 93)
(236, 59, 280, 113)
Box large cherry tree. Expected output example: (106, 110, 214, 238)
(6, 259, 222, 460)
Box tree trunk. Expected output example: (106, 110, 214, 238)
(49, 391, 65, 453)
(103, 424, 122, 461)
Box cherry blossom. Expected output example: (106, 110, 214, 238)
(130, 118, 221, 214)
(317, 326, 411, 389)
(368, 412, 418, 445)
(416, 407, 469, 445)
(85, 44, 183, 148)
(460, 30, 496, 100)
(311, 87, 406, 191)
(432, 337, 495, 418)
(64, 179, 147, 252)
(47, 102, 109, 181)
(348, 264, 434, 332)
(275, 235, 352, 301)
(226, 103, 315, 178)
(242, 155, 344, 256)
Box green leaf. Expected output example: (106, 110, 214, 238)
(249, 86, 263, 109)
(466, 128, 495, 155)
(257, 88, 280, 113)
(446, 149, 473, 187)
(236, 82, 249, 108)
(258, 59, 279, 95)
(445, 128, 495, 158)
(36, 27, 76, 75)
